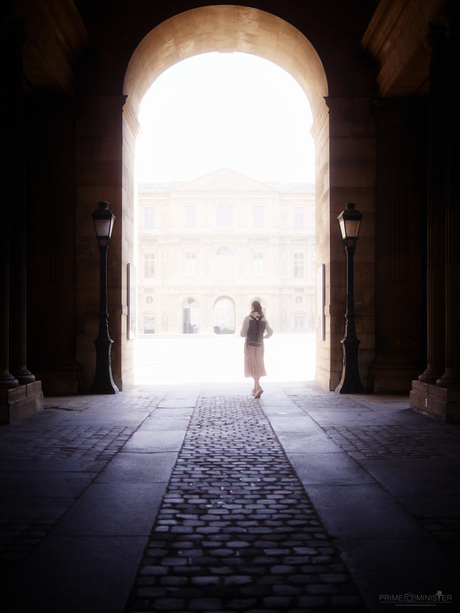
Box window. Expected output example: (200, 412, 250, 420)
(253, 205, 263, 228)
(215, 247, 233, 280)
(144, 253, 155, 278)
(294, 253, 305, 278)
(185, 205, 196, 228)
(214, 298, 235, 333)
(294, 207, 304, 229)
(217, 202, 232, 228)
(144, 207, 155, 229)
(145, 295, 154, 304)
(253, 252, 264, 278)
(185, 252, 196, 278)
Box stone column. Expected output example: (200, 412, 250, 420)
(1, 21, 22, 390)
(410, 7, 460, 421)
(418, 24, 448, 384)
(0, 53, 18, 390)
(369, 99, 426, 392)
(7, 22, 35, 386)
(437, 8, 460, 389)
(1, 21, 44, 422)
(0, 207, 18, 390)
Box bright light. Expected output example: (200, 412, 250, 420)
(136, 52, 315, 184)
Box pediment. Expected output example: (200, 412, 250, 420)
(173, 168, 275, 192)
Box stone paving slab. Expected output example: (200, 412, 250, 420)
(284, 386, 460, 609)
(3, 535, 148, 613)
(94, 452, 179, 484)
(123, 429, 187, 452)
(52, 482, 168, 536)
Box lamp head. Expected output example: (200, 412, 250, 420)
(337, 202, 363, 244)
(92, 201, 116, 245)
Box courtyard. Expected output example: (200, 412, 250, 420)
(134, 333, 316, 385)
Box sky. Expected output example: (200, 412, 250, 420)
(135, 52, 315, 185)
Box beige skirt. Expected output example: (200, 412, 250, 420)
(244, 341, 267, 378)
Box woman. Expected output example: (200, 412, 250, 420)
(240, 300, 273, 398)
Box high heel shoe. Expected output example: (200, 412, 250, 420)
(254, 388, 263, 399)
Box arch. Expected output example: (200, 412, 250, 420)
(123, 6, 328, 118)
(214, 296, 236, 334)
(116, 4, 370, 392)
(121, 7, 331, 388)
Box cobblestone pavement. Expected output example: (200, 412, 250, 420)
(0, 422, 137, 460)
(321, 424, 460, 460)
(126, 394, 366, 613)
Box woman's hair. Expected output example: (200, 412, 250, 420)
(251, 300, 264, 316)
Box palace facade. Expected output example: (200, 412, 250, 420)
(136, 169, 315, 336)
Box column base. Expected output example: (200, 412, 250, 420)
(369, 365, 423, 393)
(410, 380, 460, 423)
(0, 381, 44, 425)
(32, 365, 83, 395)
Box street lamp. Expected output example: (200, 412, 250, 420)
(89, 201, 119, 394)
(335, 202, 366, 394)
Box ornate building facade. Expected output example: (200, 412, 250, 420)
(137, 169, 315, 336)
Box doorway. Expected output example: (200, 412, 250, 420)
(183, 298, 199, 334)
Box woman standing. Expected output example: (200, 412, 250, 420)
(240, 300, 273, 398)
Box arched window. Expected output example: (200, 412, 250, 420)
(216, 202, 232, 229)
(215, 247, 233, 281)
(214, 298, 235, 333)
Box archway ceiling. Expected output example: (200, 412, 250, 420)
(13, 1, 435, 102)
(124, 5, 328, 119)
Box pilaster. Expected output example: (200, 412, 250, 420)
(325, 96, 376, 391)
(369, 99, 427, 392)
(26, 96, 83, 394)
(75, 94, 126, 390)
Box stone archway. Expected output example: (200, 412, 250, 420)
(120, 5, 332, 388)
(123, 6, 328, 120)
(81, 3, 376, 393)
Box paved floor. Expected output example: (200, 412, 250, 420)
(1, 382, 459, 613)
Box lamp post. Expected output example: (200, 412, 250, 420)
(335, 202, 366, 394)
(89, 201, 119, 394)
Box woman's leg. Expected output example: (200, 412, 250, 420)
(254, 376, 263, 398)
